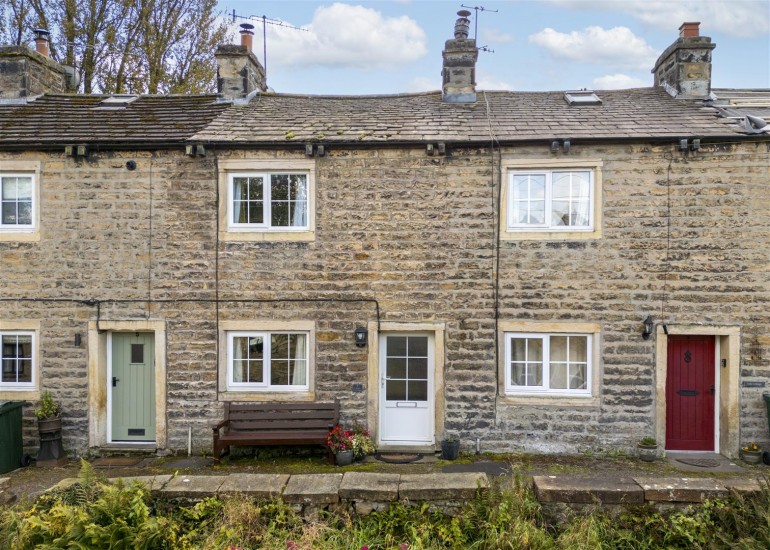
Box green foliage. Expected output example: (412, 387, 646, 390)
(34, 390, 61, 420)
(5, 464, 770, 549)
(639, 437, 657, 447)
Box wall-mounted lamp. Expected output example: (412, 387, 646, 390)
(426, 143, 434, 156)
(76, 145, 88, 157)
(305, 143, 314, 156)
(551, 140, 559, 153)
(642, 315, 654, 340)
(354, 326, 368, 347)
(74, 333, 82, 347)
(437, 142, 446, 155)
(678, 138, 689, 152)
(690, 138, 701, 151)
(317, 145, 325, 157)
(562, 139, 571, 154)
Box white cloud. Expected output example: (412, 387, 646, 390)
(592, 73, 649, 89)
(249, 3, 427, 69)
(548, 0, 769, 38)
(476, 70, 513, 90)
(407, 76, 437, 92)
(529, 26, 658, 69)
(482, 27, 514, 43)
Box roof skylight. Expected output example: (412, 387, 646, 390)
(98, 94, 139, 107)
(564, 90, 602, 106)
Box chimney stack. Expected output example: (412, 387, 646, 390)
(214, 23, 267, 100)
(652, 21, 716, 99)
(33, 29, 50, 58)
(442, 10, 478, 103)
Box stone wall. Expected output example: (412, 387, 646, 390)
(0, 46, 67, 98)
(1, 140, 768, 456)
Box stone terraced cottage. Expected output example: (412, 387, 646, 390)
(1, 16, 769, 460)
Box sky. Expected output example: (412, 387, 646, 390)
(216, 0, 770, 95)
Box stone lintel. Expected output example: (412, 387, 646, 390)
(339, 472, 400, 501)
(283, 473, 342, 504)
(399, 472, 488, 501)
(109, 475, 173, 494)
(533, 476, 644, 504)
(162, 475, 226, 498)
(218, 473, 289, 497)
(634, 477, 727, 502)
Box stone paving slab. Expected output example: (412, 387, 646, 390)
(48, 478, 78, 491)
(283, 474, 342, 505)
(339, 472, 400, 501)
(722, 478, 763, 494)
(219, 474, 289, 498)
(162, 475, 226, 498)
(399, 472, 488, 501)
(634, 477, 728, 502)
(0, 478, 8, 490)
(109, 475, 173, 494)
(533, 475, 644, 504)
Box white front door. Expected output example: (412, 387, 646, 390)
(378, 333, 434, 445)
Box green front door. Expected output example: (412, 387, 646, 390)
(111, 332, 155, 442)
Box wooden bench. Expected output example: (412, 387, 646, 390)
(212, 401, 339, 464)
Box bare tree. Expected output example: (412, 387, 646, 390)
(5, 0, 229, 94)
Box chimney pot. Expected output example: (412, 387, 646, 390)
(33, 28, 51, 58)
(240, 22, 255, 50)
(679, 22, 700, 38)
(454, 10, 471, 39)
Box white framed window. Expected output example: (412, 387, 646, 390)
(1, 331, 36, 391)
(227, 331, 309, 391)
(504, 332, 591, 396)
(228, 172, 308, 231)
(507, 170, 593, 231)
(1, 174, 35, 232)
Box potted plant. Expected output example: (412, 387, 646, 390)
(350, 421, 375, 461)
(34, 391, 67, 466)
(327, 425, 354, 466)
(637, 436, 658, 462)
(441, 436, 461, 460)
(741, 442, 762, 465)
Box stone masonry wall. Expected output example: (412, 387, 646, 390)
(1, 140, 769, 456)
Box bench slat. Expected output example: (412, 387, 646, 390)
(228, 402, 337, 412)
(228, 411, 337, 421)
(229, 420, 334, 431)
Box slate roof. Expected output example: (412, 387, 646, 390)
(0, 86, 762, 147)
(0, 94, 227, 145)
(192, 87, 744, 145)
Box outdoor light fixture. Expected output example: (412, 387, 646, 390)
(563, 139, 571, 154)
(551, 140, 559, 152)
(317, 145, 325, 157)
(74, 333, 82, 347)
(305, 143, 314, 156)
(354, 326, 368, 347)
(642, 315, 654, 340)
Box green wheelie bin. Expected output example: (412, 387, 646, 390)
(0, 401, 30, 473)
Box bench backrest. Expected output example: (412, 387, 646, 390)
(224, 401, 339, 434)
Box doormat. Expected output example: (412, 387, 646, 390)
(676, 458, 721, 468)
(375, 453, 423, 464)
(91, 456, 144, 468)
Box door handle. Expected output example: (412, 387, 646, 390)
(112, 377, 119, 387)
(710, 385, 715, 395)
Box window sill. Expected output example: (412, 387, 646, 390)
(219, 230, 315, 242)
(497, 394, 599, 408)
(219, 390, 316, 402)
(501, 228, 601, 241)
(0, 230, 40, 242)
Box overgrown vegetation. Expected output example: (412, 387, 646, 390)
(2, 461, 770, 549)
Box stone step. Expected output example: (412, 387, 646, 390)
(534, 475, 643, 504)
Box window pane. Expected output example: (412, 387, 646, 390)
(408, 380, 428, 401)
(528, 339, 543, 361)
(1, 179, 16, 199)
(387, 357, 406, 379)
(408, 337, 428, 357)
(17, 202, 31, 225)
(289, 175, 307, 200)
(528, 363, 543, 386)
(569, 337, 588, 362)
(387, 337, 407, 356)
(386, 379, 406, 400)
(248, 177, 263, 200)
(271, 175, 289, 201)
(271, 202, 289, 226)
(16, 178, 32, 199)
(2, 203, 16, 224)
(551, 336, 567, 361)
(130, 344, 144, 364)
(17, 359, 32, 383)
(409, 357, 428, 380)
(550, 363, 568, 389)
(289, 359, 307, 385)
(510, 338, 527, 361)
(511, 363, 527, 386)
(271, 360, 289, 385)
(248, 336, 264, 359)
(233, 178, 249, 200)
(247, 360, 263, 383)
(570, 364, 587, 389)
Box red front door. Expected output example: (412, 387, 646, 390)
(666, 335, 715, 451)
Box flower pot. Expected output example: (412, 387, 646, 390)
(37, 417, 62, 434)
(741, 450, 762, 465)
(335, 450, 354, 466)
(37, 416, 67, 467)
(637, 444, 658, 462)
(441, 438, 461, 460)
